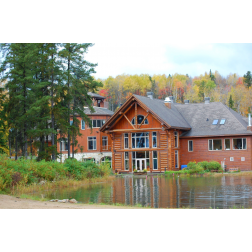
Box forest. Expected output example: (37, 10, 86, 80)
(97, 70, 252, 117)
(1, 43, 252, 161)
(0, 43, 101, 160)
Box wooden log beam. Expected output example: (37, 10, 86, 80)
(124, 114, 135, 129)
(138, 112, 149, 128)
(108, 128, 163, 132)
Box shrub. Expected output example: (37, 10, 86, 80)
(198, 161, 209, 170)
(208, 161, 222, 171)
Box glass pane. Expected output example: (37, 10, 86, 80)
(132, 118, 135, 125)
(153, 151, 157, 158)
(94, 139, 96, 150)
(81, 120, 85, 129)
(125, 138, 128, 148)
(97, 120, 101, 127)
(153, 159, 157, 169)
(136, 151, 145, 158)
(225, 139, 230, 150)
(125, 152, 129, 159)
(146, 137, 149, 148)
(146, 159, 150, 168)
(209, 140, 213, 150)
(153, 136, 157, 147)
(144, 118, 148, 124)
(133, 152, 135, 158)
(125, 160, 129, 170)
(146, 151, 149, 158)
(137, 115, 144, 124)
(243, 138, 246, 149)
(213, 140, 222, 150)
(189, 141, 193, 151)
(89, 139, 93, 150)
(132, 138, 135, 148)
(220, 119, 225, 125)
(152, 132, 156, 136)
(234, 139, 242, 149)
(212, 120, 218, 125)
(93, 120, 97, 127)
(125, 133, 128, 137)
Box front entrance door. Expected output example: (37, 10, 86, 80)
(136, 158, 146, 171)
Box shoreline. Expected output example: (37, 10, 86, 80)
(0, 194, 147, 209)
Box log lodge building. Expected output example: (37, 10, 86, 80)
(58, 92, 252, 172)
(100, 93, 252, 172)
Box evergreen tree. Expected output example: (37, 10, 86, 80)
(243, 71, 252, 88)
(59, 43, 101, 159)
(228, 94, 234, 109)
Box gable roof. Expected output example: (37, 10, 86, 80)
(88, 92, 105, 99)
(100, 94, 252, 136)
(84, 106, 114, 116)
(134, 95, 191, 129)
(175, 102, 252, 137)
(100, 94, 191, 131)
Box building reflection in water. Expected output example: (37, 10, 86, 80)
(110, 175, 252, 209)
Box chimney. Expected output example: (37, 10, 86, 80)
(147, 92, 153, 99)
(168, 96, 174, 103)
(184, 100, 190, 104)
(164, 97, 172, 109)
(247, 113, 252, 131)
(204, 97, 210, 104)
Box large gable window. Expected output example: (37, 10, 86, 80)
(132, 132, 149, 148)
(132, 115, 148, 125)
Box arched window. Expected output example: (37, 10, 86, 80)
(132, 115, 148, 125)
(100, 156, 112, 168)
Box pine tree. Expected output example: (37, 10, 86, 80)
(228, 94, 234, 109)
(243, 71, 252, 88)
(59, 43, 101, 159)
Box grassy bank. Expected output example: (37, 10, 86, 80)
(164, 161, 240, 176)
(0, 154, 113, 194)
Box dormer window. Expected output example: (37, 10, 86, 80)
(132, 115, 148, 125)
(212, 120, 218, 125)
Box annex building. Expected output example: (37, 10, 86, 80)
(100, 93, 252, 172)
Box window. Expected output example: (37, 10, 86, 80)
(188, 140, 193, 152)
(220, 119, 226, 125)
(153, 151, 158, 170)
(70, 120, 73, 126)
(88, 137, 96, 150)
(83, 158, 95, 163)
(132, 132, 149, 148)
(209, 139, 222, 151)
(125, 152, 129, 170)
(88, 120, 106, 128)
(152, 132, 157, 148)
(101, 156, 112, 168)
(81, 120, 85, 130)
(132, 115, 148, 125)
(233, 138, 246, 150)
(175, 150, 179, 168)
(124, 133, 129, 149)
(60, 140, 68, 151)
(174, 131, 178, 148)
(212, 120, 218, 125)
(102, 137, 108, 150)
(224, 139, 230, 150)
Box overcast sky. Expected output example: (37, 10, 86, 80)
(85, 43, 252, 80)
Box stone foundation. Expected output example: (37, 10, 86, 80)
(57, 152, 112, 164)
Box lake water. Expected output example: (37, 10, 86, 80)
(42, 175, 252, 209)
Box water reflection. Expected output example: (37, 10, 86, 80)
(42, 175, 252, 209)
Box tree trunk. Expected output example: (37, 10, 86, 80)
(51, 51, 55, 161)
